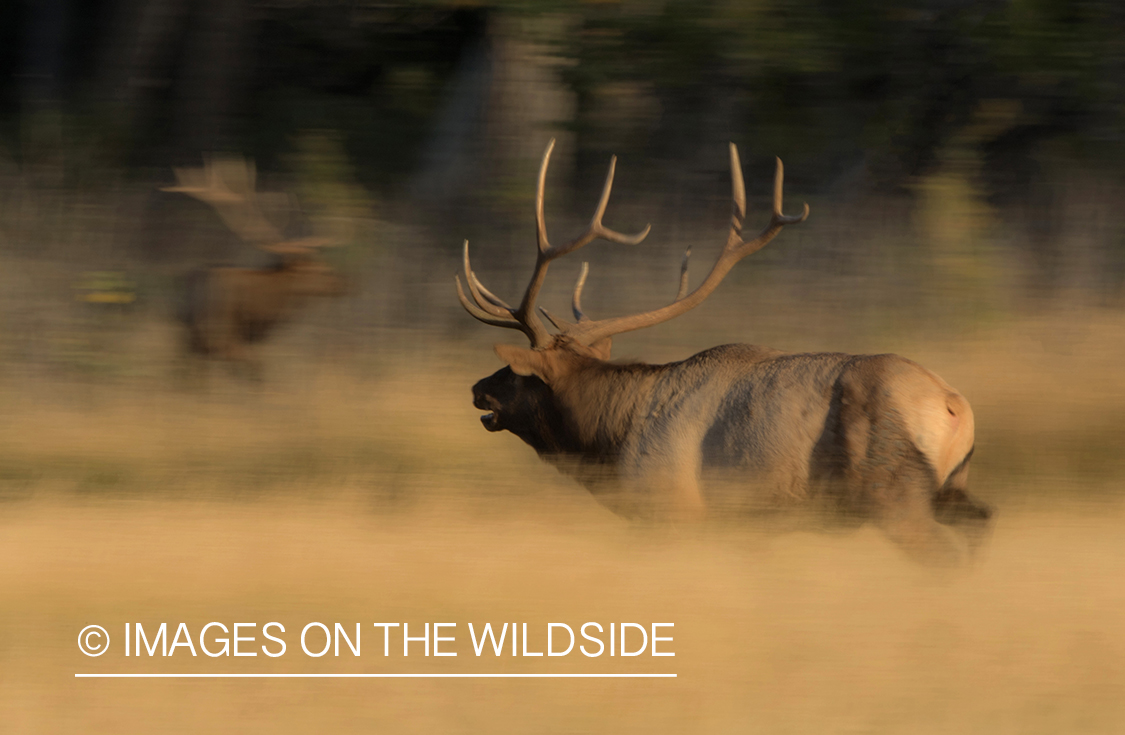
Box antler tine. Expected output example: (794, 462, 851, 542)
(534, 139, 557, 255)
(290, 236, 334, 249)
(560, 145, 808, 347)
(462, 241, 515, 319)
(531, 137, 651, 262)
(540, 154, 653, 260)
(773, 158, 809, 224)
(729, 144, 746, 238)
(162, 166, 241, 204)
(734, 156, 809, 257)
(470, 270, 513, 311)
(676, 248, 692, 301)
(539, 307, 564, 330)
(510, 138, 651, 347)
(457, 241, 554, 345)
(572, 262, 590, 322)
(562, 246, 689, 332)
(557, 247, 688, 331)
(455, 276, 524, 329)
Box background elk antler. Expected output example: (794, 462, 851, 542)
(162, 156, 284, 248)
(162, 156, 334, 256)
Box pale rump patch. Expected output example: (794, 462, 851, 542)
(886, 362, 975, 484)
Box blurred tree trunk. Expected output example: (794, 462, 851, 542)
(20, 0, 68, 179)
(21, 0, 67, 105)
(412, 10, 576, 216)
(483, 12, 576, 185)
(96, 0, 252, 161)
(98, 0, 189, 153)
(1021, 186, 1064, 300)
(410, 25, 491, 203)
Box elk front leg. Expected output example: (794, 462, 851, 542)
(628, 446, 707, 523)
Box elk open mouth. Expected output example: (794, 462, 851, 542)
(473, 395, 502, 432)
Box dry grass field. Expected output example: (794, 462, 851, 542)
(1, 305, 1124, 734)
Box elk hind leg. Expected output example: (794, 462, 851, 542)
(878, 493, 970, 567)
(846, 427, 963, 565)
(932, 450, 993, 558)
(859, 442, 970, 567)
(838, 376, 969, 567)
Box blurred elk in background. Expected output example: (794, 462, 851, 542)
(163, 157, 347, 380)
(459, 140, 992, 566)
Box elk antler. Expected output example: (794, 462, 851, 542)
(556, 144, 808, 346)
(163, 156, 330, 255)
(457, 138, 651, 348)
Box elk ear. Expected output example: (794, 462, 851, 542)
(494, 343, 547, 379)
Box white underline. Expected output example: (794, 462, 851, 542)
(75, 673, 676, 679)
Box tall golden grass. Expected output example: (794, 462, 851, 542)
(4, 497, 1125, 732)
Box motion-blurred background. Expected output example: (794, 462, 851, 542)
(2, 2, 1125, 733)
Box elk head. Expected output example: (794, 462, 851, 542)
(458, 139, 808, 445)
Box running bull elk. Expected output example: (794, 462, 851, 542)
(458, 140, 992, 566)
(164, 157, 345, 377)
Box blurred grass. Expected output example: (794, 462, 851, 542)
(2, 493, 1124, 733)
(0, 347, 551, 505)
(0, 303, 1120, 507)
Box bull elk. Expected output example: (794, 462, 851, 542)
(457, 140, 992, 566)
(163, 157, 346, 378)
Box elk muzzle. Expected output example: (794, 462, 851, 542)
(472, 383, 504, 432)
(472, 389, 504, 429)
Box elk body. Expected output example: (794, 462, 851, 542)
(458, 140, 992, 566)
(165, 157, 346, 378)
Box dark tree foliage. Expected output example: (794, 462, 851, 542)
(0, 0, 487, 191)
(1, 0, 1123, 202)
(563, 0, 1125, 196)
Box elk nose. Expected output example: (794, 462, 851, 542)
(471, 382, 491, 410)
